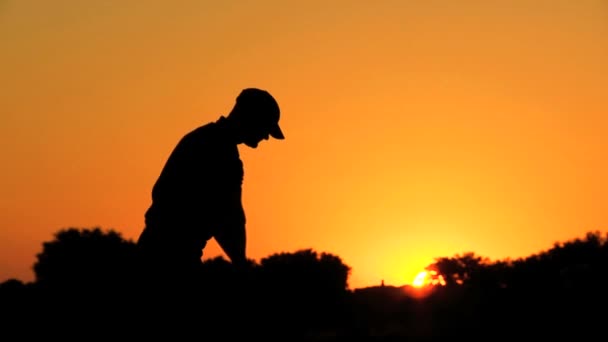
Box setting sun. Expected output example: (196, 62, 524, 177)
(412, 271, 429, 287)
(412, 270, 447, 287)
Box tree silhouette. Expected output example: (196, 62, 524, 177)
(259, 248, 350, 294)
(25, 227, 140, 334)
(254, 248, 352, 335)
(33, 227, 137, 292)
(425, 252, 491, 288)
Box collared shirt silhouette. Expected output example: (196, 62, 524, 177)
(137, 88, 284, 279)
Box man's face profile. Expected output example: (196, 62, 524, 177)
(242, 120, 271, 149)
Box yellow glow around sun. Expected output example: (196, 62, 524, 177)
(412, 271, 428, 287)
(412, 270, 447, 287)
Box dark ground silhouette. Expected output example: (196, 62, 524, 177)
(2, 228, 608, 339)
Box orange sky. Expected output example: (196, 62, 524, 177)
(1, 0, 607, 289)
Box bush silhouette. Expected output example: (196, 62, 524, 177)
(33, 227, 137, 292)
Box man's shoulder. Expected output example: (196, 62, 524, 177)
(183, 119, 223, 143)
(180, 118, 237, 155)
(188, 120, 217, 135)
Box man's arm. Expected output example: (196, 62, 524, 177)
(214, 221, 246, 267)
(213, 155, 247, 267)
(208, 144, 248, 267)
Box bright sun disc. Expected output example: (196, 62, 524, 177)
(412, 271, 428, 287)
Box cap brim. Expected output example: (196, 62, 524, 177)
(269, 123, 285, 140)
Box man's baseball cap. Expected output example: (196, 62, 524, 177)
(236, 88, 285, 140)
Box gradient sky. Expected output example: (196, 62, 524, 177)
(1, 0, 607, 289)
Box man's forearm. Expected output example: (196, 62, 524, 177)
(214, 223, 246, 265)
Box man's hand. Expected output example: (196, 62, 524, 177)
(214, 223, 246, 266)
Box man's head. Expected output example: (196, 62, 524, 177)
(228, 88, 285, 148)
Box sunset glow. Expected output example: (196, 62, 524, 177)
(1, 1, 607, 289)
(412, 271, 429, 288)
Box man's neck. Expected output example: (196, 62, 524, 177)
(217, 116, 242, 145)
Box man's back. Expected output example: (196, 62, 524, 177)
(137, 117, 245, 272)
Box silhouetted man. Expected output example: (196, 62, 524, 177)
(136, 88, 284, 290)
